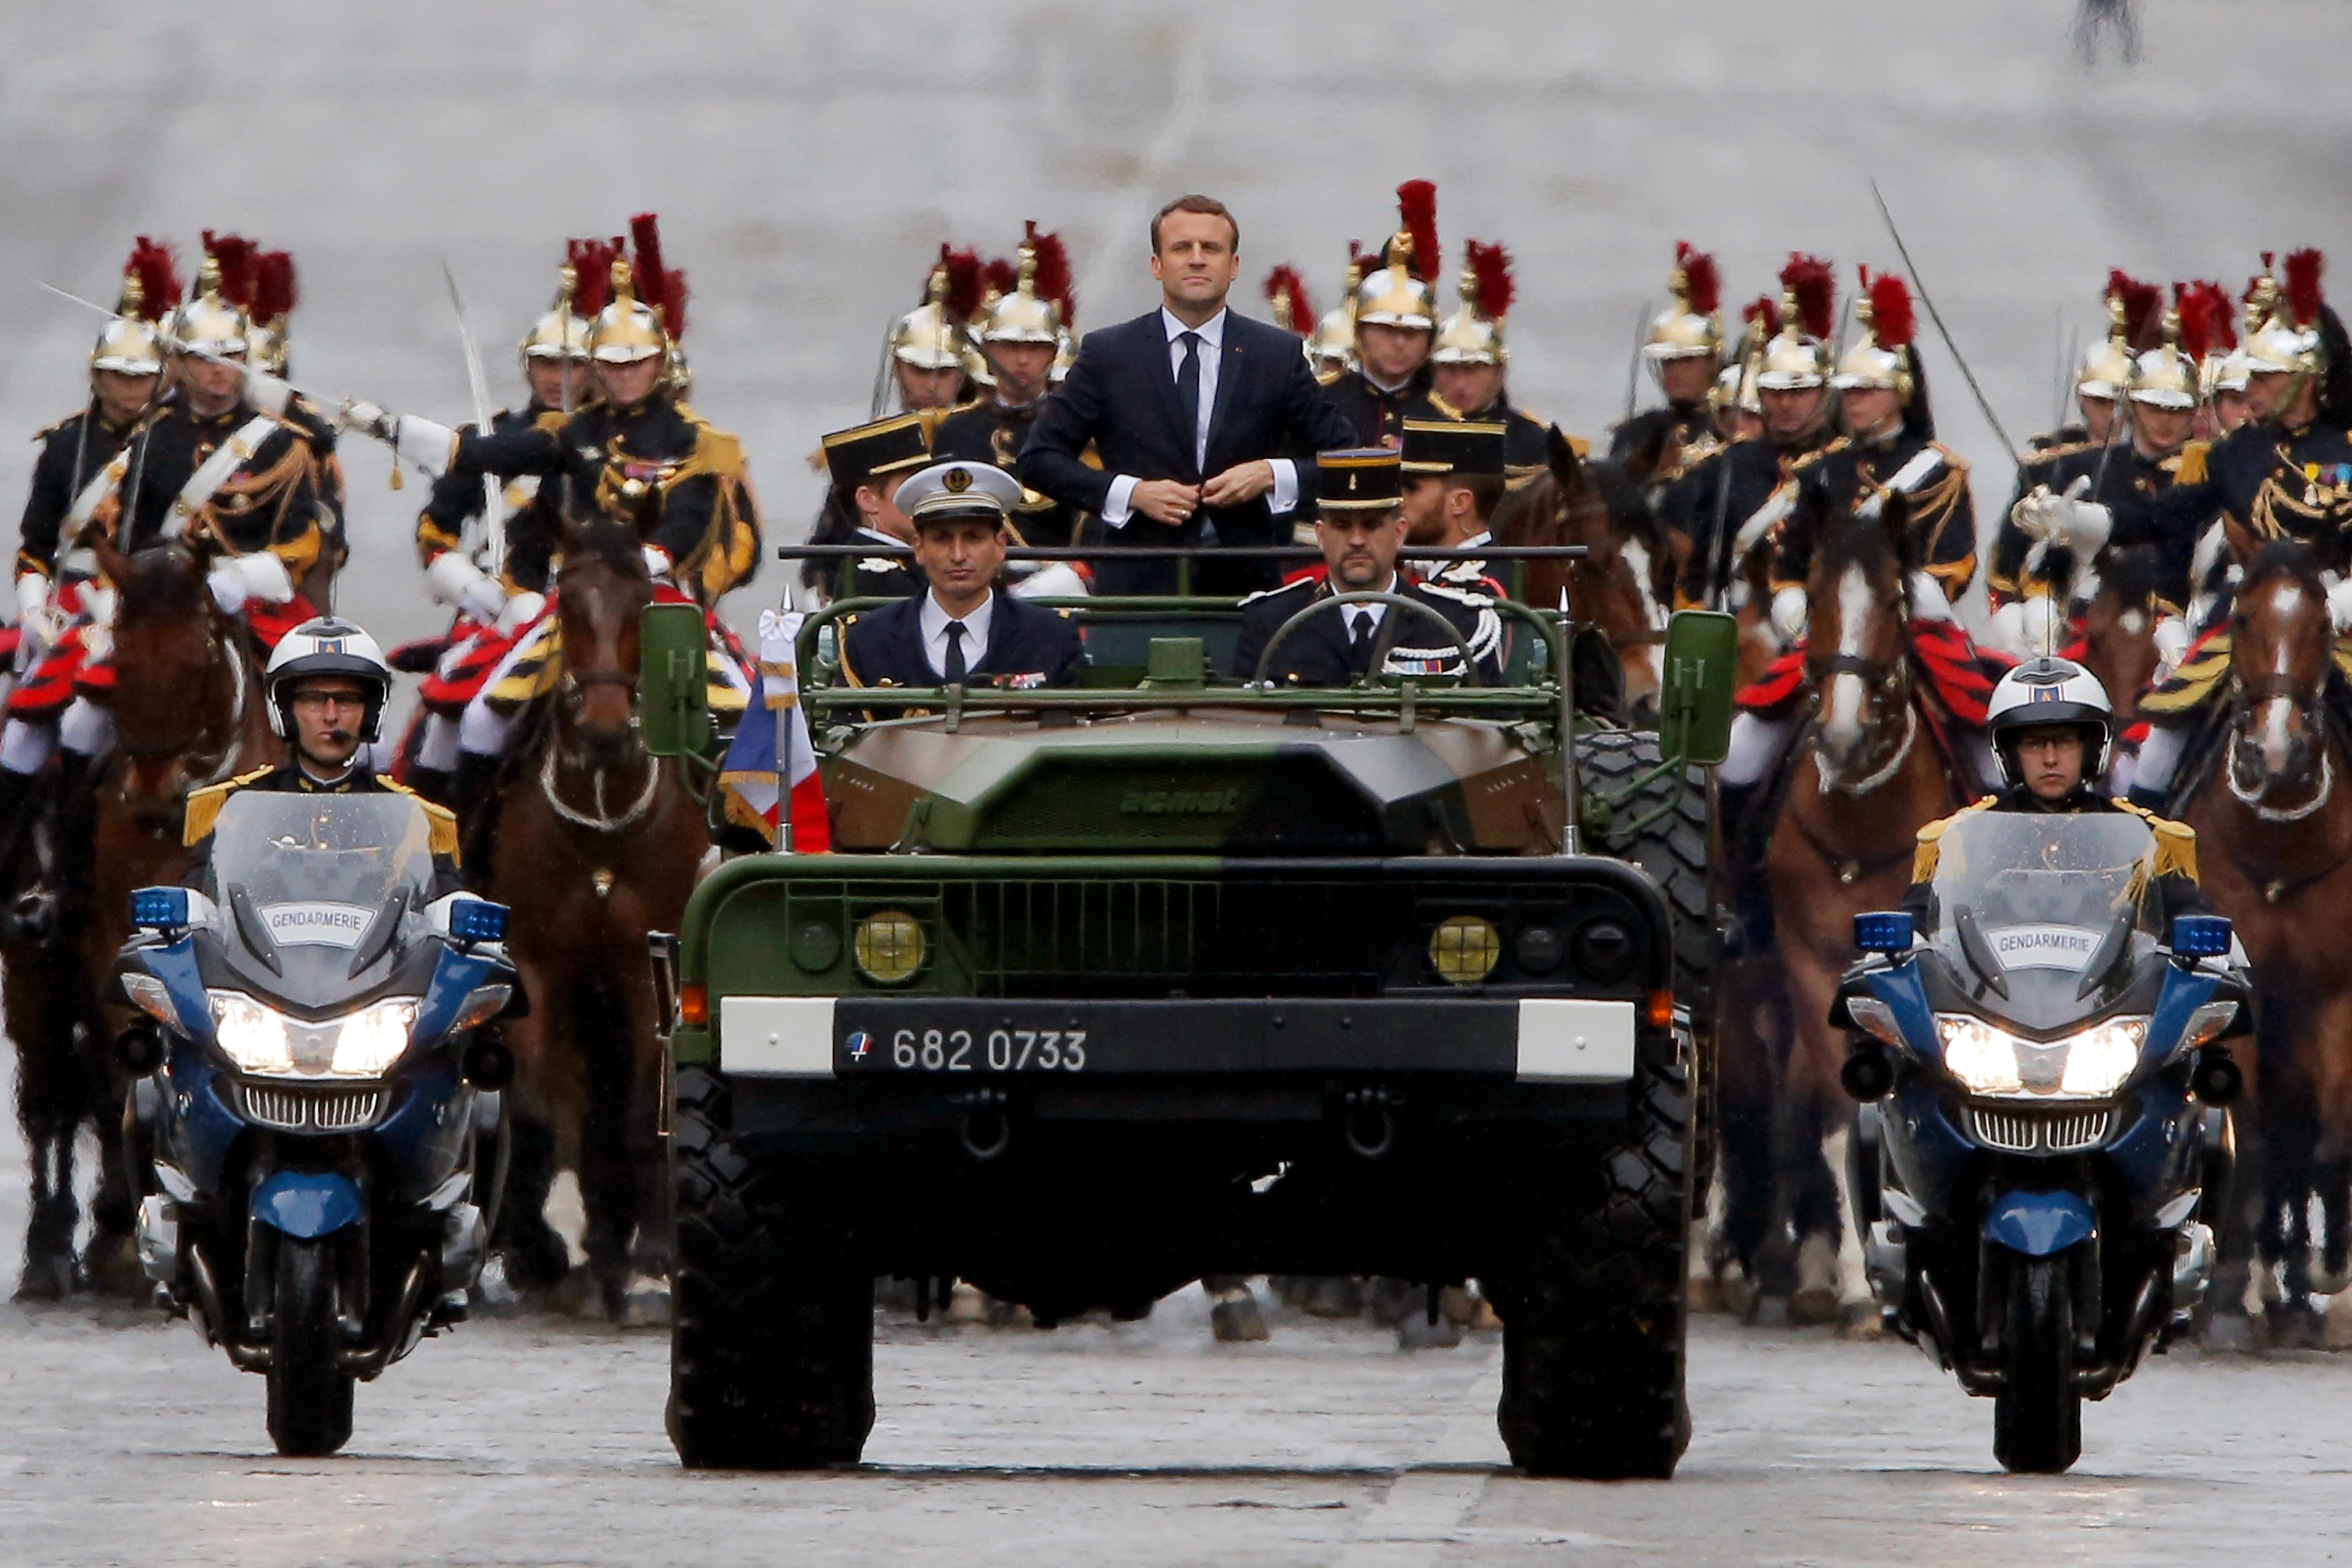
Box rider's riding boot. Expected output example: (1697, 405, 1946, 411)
(1713, 777, 1771, 958)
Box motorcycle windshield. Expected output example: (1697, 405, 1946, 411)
(200, 793, 439, 1011)
(1921, 811, 2164, 1035)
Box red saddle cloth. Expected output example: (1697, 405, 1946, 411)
(1735, 617, 2013, 726)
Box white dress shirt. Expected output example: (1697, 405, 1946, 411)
(918, 589, 996, 679)
(1101, 307, 1299, 527)
(1336, 572, 1398, 638)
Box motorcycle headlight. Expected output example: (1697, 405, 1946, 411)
(207, 992, 419, 1080)
(1935, 1014, 2146, 1100)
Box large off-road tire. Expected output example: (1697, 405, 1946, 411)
(1577, 728, 1716, 1199)
(1993, 1254, 2082, 1474)
(1494, 1026, 1692, 1478)
(667, 1065, 874, 1469)
(266, 1237, 355, 1458)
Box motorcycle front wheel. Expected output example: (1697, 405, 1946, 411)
(1992, 1254, 2081, 1473)
(266, 1237, 356, 1457)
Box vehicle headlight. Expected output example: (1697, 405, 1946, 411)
(1935, 1014, 2146, 1099)
(122, 973, 187, 1033)
(853, 911, 926, 986)
(207, 992, 419, 1079)
(1429, 915, 1501, 986)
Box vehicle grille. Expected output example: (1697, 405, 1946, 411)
(1965, 1103, 2113, 1154)
(237, 1082, 385, 1133)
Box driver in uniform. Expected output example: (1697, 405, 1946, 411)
(1905, 656, 2207, 921)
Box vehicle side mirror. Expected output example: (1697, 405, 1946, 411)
(2169, 914, 2232, 959)
(1853, 910, 1915, 955)
(1658, 609, 1737, 767)
(638, 601, 710, 760)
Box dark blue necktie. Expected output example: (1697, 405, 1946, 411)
(1175, 331, 1202, 476)
(943, 620, 967, 685)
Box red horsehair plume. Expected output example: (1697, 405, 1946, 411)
(250, 251, 297, 326)
(2284, 247, 2325, 328)
(1465, 240, 1515, 320)
(202, 230, 259, 306)
(980, 257, 1019, 302)
(1674, 241, 1720, 317)
(2191, 279, 2237, 352)
(1780, 253, 1836, 341)
(628, 212, 688, 339)
(1263, 265, 1314, 331)
(1026, 220, 1074, 324)
(937, 245, 983, 324)
(124, 236, 182, 320)
(2174, 281, 2216, 364)
(566, 237, 622, 316)
(1741, 294, 1777, 341)
(1863, 267, 1915, 351)
(1394, 179, 1438, 280)
(2106, 269, 2162, 351)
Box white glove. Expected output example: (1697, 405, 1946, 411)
(425, 550, 507, 620)
(1009, 562, 1088, 600)
(338, 398, 393, 441)
(1988, 597, 2063, 658)
(1907, 571, 1955, 623)
(2152, 613, 2191, 668)
(337, 401, 456, 478)
(242, 371, 294, 418)
(13, 573, 58, 652)
(2328, 578, 2352, 632)
(206, 552, 296, 617)
(81, 584, 117, 629)
(642, 545, 673, 579)
(1770, 584, 1808, 642)
(493, 591, 546, 635)
(2019, 476, 2112, 556)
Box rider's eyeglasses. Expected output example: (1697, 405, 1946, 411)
(291, 689, 367, 712)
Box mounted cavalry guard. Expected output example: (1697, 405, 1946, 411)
(886, 244, 984, 422)
(338, 213, 761, 840)
(1322, 183, 1441, 449)
(1304, 243, 1366, 384)
(935, 222, 1083, 550)
(1614, 242, 1725, 478)
(1664, 254, 1838, 610)
(1427, 240, 1554, 482)
(399, 243, 605, 803)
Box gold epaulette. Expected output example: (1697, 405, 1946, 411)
(1910, 795, 1999, 883)
(671, 412, 747, 484)
(2113, 797, 2199, 883)
(375, 778, 462, 863)
(2019, 440, 2093, 467)
(1790, 439, 1845, 475)
(182, 767, 278, 846)
(2176, 440, 2212, 486)
(534, 409, 570, 436)
(1504, 462, 1547, 491)
(32, 413, 73, 443)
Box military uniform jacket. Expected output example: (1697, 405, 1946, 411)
(839, 590, 1083, 691)
(183, 761, 464, 892)
(2111, 417, 2352, 583)
(120, 394, 339, 581)
(931, 397, 1081, 546)
(1989, 439, 2193, 607)
(1228, 573, 1504, 687)
(452, 394, 761, 603)
(1662, 429, 1834, 609)
(1771, 429, 1976, 595)
(1322, 365, 1434, 449)
(17, 403, 140, 578)
(416, 401, 570, 594)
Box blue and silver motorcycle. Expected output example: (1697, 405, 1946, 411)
(113, 791, 517, 1456)
(1834, 809, 2246, 1473)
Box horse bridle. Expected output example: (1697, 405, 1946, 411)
(543, 574, 662, 834)
(2227, 667, 2335, 822)
(1807, 649, 1918, 796)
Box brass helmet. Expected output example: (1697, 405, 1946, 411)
(1354, 180, 1439, 332)
(2077, 270, 2158, 401)
(1718, 295, 1774, 416)
(1755, 254, 1835, 392)
(2242, 248, 2326, 379)
(1642, 242, 1722, 365)
(890, 245, 980, 372)
(242, 250, 297, 377)
(1431, 240, 1513, 367)
(980, 222, 1071, 345)
(2129, 300, 2199, 411)
(521, 241, 608, 366)
(1832, 267, 1917, 398)
(1263, 265, 1314, 337)
(590, 214, 689, 374)
(1306, 245, 1364, 373)
(965, 257, 1016, 387)
(165, 246, 250, 359)
(91, 236, 179, 376)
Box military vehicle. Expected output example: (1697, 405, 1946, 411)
(639, 554, 1735, 1479)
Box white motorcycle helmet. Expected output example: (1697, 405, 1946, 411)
(264, 617, 395, 743)
(1985, 654, 2116, 790)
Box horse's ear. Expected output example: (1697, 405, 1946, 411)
(1545, 423, 1584, 487)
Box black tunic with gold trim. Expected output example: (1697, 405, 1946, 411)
(1661, 428, 1835, 608)
(448, 393, 761, 603)
(1988, 439, 2195, 607)
(1322, 365, 1433, 449)
(930, 397, 1078, 545)
(17, 403, 140, 578)
(415, 401, 569, 594)
(120, 394, 338, 584)
(1769, 429, 1976, 596)
(2108, 417, 2352, 585)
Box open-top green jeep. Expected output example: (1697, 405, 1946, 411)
(642, 553, 1735, 1479)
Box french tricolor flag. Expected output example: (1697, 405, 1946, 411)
(718, 609, 831, 851)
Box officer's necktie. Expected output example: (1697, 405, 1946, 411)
(1347, 609, 1374, 674)
(943, 619, 968, 686)
(1175, 331, 1202, 476)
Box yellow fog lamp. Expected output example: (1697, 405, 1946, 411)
(853, 910, 927, 986)
(1429, 914, 1502, 986)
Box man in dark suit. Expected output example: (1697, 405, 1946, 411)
(840, 460, 1084, 693)
(1230, 449, 1503, 687)
(1019, 194, 1357, 596)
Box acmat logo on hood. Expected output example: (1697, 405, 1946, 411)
(1120, 787, 1242, 815)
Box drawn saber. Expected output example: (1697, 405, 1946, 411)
(1867, 180, 2019, 463)
(441, 263, 507, 578)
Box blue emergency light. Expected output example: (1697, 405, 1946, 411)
(1853, 910, 1915, 955)
(448, 898, 510, 945)
(130, 887, 190, 932)
(2169, 914, 2232, 958)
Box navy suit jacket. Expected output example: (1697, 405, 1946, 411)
(1019, 308, 1357, 594)
(839, 591, 1084, 691)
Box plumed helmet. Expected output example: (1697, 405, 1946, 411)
(2242, 249, 2326, 380)
(1833, 267, 1918, 399)
(263, 616, 394, 742)
(91, 237, 180, 377)
(1432, 241, 1513, 367)
(1643, 241, 1723, 365)
(980, 222, 1071, 345)
(1355, 181, 1440, 332)
(1757, 254, 1835, 391)
(165, 242, 251, 360)
(1986, 655, 2116, 787)
(2130, 303, 2199, 411)
(589, 215, 688, 374)
(521, 245, 605, 366)
(2078, 271, 2160, 401)
(1307, 245, 1366, 374)
(890, 245, 980, 372)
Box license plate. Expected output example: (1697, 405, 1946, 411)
(845, 1023, 1088, 1074)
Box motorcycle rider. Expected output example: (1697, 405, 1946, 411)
(1905, 656, 2207, 920)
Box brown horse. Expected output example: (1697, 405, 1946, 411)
(2177, 543, 2352, 1346)
(481, 518, 709, 1322)
(1495, 427, 1670, 720)
(3, 538, 274, 1297)
(1715, 490, 1964, 1325)
(2073, 546, 2167, 740)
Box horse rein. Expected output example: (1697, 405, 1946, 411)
(2226, 669, 2336, 823)
(542, 574, 664, 834)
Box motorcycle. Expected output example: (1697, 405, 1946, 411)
(1835, 808, 2246, 1474)
(114, 790, 517, 1456)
